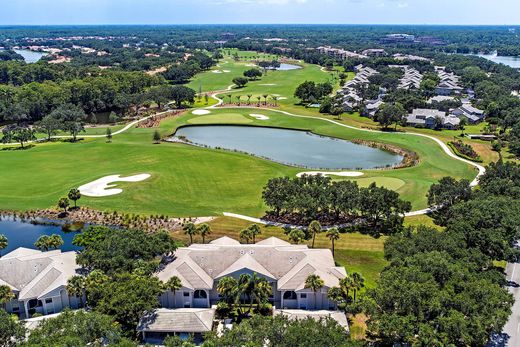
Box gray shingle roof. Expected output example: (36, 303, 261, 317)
(137, 308, 215, 333)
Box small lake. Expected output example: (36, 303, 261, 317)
(174, 125, 403, 170)
(13, 49, 46, 63)
(476, 53, 520, 69)
(0, 216, 82, 254)
(275, 63, 302, 71)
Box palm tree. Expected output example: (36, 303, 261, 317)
(217, 276, 238, 304)
(164, 276, 182, 308)
(247, 94, 253, 105)
(67, 275, 86, 307)
(34, 235, 51, 251)
(256, 96, 261, 106)
(0, 285, 14, 308)
(49, 234, 64, 250)
(68, 188, 81, 208)
(308, 220, 322, 249)
(58, 197, 69, 213)
(288, 229, 305, 244)
(227, 94, 232, 104)
(271, 95, 279, 107)
(240, 228, 252, 244)
(0, 234, 7, 257)
(183, 222, 198, 245)
(262, 94, 269, 106)
(459, 117, 468, 137)
(197, 223, 212, 244)
(327, 286, 344, 307)
(305, 274, 324, 310)
(236, 95, 241, 106)
(248, 224, 261, 243)
(339, 276, 354, 301)
(351, 272, 365, 302)
(326, 228, 340, 257)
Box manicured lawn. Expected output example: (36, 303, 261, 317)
(187, 112, 253, 125)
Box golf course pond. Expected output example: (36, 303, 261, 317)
(174, 125, 404, 170)
(0, 216, 82, 253)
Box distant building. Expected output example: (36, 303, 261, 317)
(393, 53, 431, 62)
(0, 248, 83, 319)
(435, 67, 463, 95)
(406, 108, 460, 129)
(220, 32, 236, 41)
(316, 46, 367, 60)
(362, 49, 387, 57)
(382, 34, 416, 43)
(364, 100, 385, 118)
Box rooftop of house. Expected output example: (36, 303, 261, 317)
(0, 248, 80, 301)
(156, 237, 346, 291)
(137, 308, 215, 333)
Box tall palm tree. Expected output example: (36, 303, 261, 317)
(326, 228, 340, 257)
(68, 188, 81, 208)
(351, 272, 365, 302)
(235, 95, 241, 106)
(271, 95, 279, 107)
(0, 285, 14, 308)
(0, 234, 7, 257)
(183, 222, 198, 245)
(327, 286, 344, 307)
(262, 94, 269, 106)
(305, 274, 324, 310)
(164, 276, 182, 308)
(308, 220, 322, 249)
(339, 276, 354, 301)
(240, 228, 252, 244)
(248, 224, 261, 243)
(247, 94, 253, 105)
(217, 277, 238, 304)
(67, 275, 86, 308)
(197, 223, 212, 244)
(256, 96, 261, 106)
(227, 94, 232, 104)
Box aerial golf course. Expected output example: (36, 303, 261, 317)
(0, 50, 478, 217)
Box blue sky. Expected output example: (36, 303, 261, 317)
(1, 0, 519, 25)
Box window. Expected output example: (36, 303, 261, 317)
(194, 290, 207, 299)
(183, 292, 190, 297)
(300, 293, 307, 299)
(45, 298, 53, 304)
(283, 291, 297, 300)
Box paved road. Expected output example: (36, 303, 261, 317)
(491, 263, 520, 346)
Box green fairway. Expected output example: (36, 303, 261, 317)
(0, 55, 477, 218)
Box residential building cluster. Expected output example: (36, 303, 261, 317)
(391, 65, 424, 90)
(1, 236, 349, 344)
(435, 66, 464, 95)
(316, 46, 367, 59)
(339, 64, 379, 111)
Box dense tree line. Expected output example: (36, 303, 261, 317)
(262, 174, 411, 235)
(365, 160, 520, 345)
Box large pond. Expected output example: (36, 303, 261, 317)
(0, 216, 82, 254)
(174, 125, 403, 170)
(275, 63, 302, 71)
(475, 53, 520, 69)
(13, 49, 46, 63)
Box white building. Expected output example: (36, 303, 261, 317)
(0, 248, 83, 319)
(156, 236, 346, 311)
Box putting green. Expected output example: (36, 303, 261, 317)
(187, 113, 253, 125)
(349, 177, 406, 191)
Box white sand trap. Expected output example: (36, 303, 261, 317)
(259, 83, 277, 86)
(79, 174, 151, 197)
(296, 171, 364, 178)
(223, 70, 230, 73)
(278, 97, 288, 100)
(192, 109, 211, 115)
(250, 113, 269, 120)
(211, 70, 223, 74)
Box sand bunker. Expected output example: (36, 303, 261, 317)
(250, 114, 269, 120)
(223, 70, 230, 73)
(296, 171, 364, 178)
(192, 109, 211, 115)
(278, 97, 288, 100)
(211, 70, 223, 74)
(79, 174, 151, 197)
(259, 83, 277, 86)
